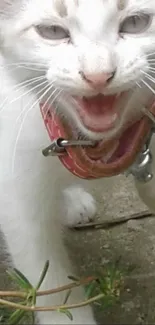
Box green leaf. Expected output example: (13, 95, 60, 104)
(8, 309, 25, 325)
(97, 275, 107, 293)
(85, 281, 96, 299)
(58, 309, 73, 321)
(36, 260, 49, 290)
(63, 290, 72, 304)
(7, 268, 33, 290)
(0, 306, 13, 324)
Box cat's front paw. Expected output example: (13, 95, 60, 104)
(63, 186, 97, 227)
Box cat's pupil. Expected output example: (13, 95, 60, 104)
(120, 14, 151, 34)
(35, 25, 69, 40)
(52, 26, 57, 33)
(132, 16, 138, 26)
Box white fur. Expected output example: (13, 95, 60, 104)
(1, 1, 155, 324)
(0, 86, 97, 324)
(63, 186, 97, 227)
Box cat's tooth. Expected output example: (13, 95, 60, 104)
(110, 113, 118, 123)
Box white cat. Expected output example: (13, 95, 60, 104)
(1, 0, 155, 324)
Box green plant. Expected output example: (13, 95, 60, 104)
(0, 261, 124, 325)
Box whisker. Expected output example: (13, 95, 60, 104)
(147, 62, 155, 67)
(17, 66, 45, 72)
(44, 89, 62, 119)
(53, 92, 62, 116)
(146, 67, 155, 72)
(0, 75, 45, 114)
(0, 63, 46, 76)
(42, 87, 60, 118)
(5, 66, 45, 74)
(0, 61, 47, 70)
(49, 89, 62, 110)
(147, 61, 155, 68)
(141, 79, 155, 95)
(146, 52, 155, 58)
(141, 71, 155, 84)
(141, 106, 155, 124)
(15, 81, 51, 124)
(147, 72, 155, 77)
(10, 79, 48, 104)
(136, 81, 142, 88)
(148, 59, 155, 62)
(145, 75, 155, 85)
(16, 84, 58, 125)
(11, 82, 53, 174)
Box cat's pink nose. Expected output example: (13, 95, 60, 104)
(80, 71, 114, 89)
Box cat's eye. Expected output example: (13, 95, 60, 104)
(35, 25, 69, 40)
(120, 14, 152, 34)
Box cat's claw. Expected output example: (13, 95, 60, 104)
(63, 186, 97, 227)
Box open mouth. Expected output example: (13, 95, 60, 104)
(73, 92, 145, 163)
(41, 92, 154, 179)
(75, 93, 121, 133)
(73, 93, 151, 164)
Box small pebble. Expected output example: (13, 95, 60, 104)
(102, 244, 110, 249)
(101, 257, 110, 265)
(122, 301, 135, 311)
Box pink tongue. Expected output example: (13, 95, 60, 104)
(78, 94, 118, 132)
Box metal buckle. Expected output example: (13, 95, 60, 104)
(126, 146, 153, 182)
(125, 108, 155, 183)
(126, 126, 155, 183)
(42, 138, 96, 157)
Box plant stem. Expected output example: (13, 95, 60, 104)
(0, 293, 104, 312)
(0, 291, 26, 298)
(37, 276, 96, 296)
(0, 276, 96, 299)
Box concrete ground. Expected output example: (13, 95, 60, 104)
(1, 174, 155, 324)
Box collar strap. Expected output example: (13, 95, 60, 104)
(40, 102, 155, 179)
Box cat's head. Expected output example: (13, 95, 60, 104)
(0, 0, 155, 141)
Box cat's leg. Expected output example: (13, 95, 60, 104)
(0, 98, 96, 325)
